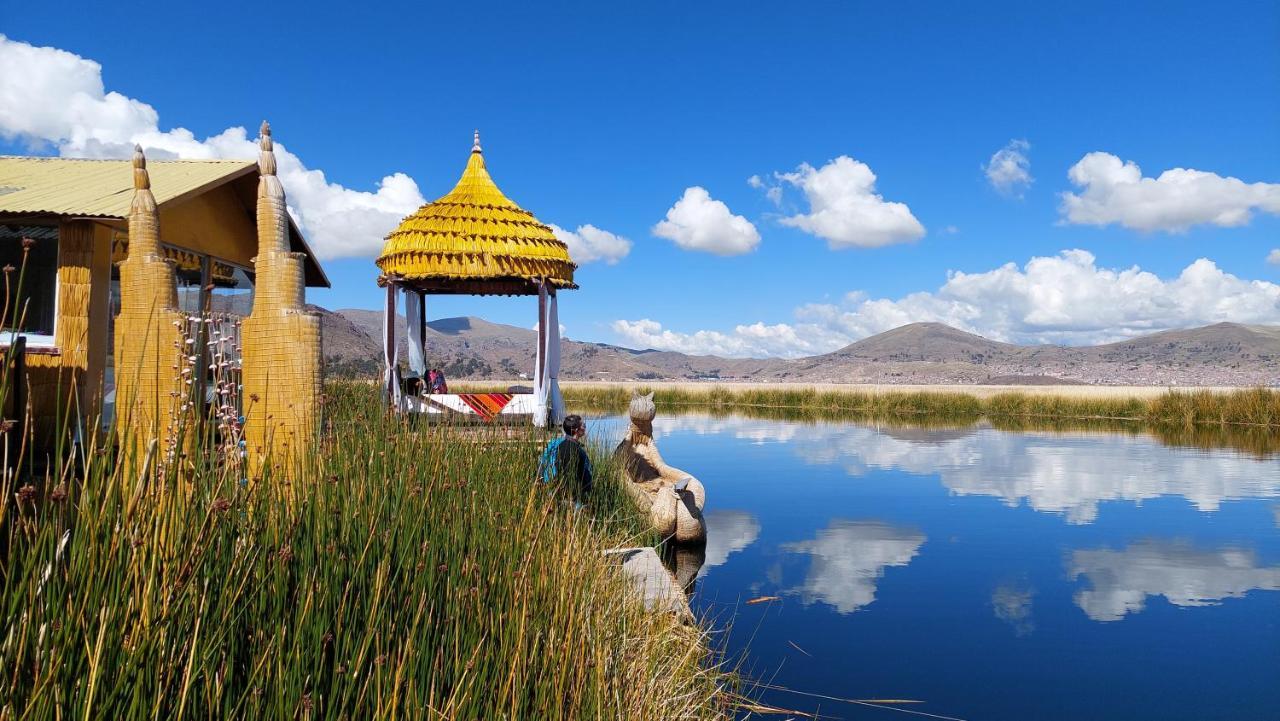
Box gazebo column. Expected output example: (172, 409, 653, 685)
(536, 278, 547, 386)
(417, 290, 427, 365)
(404, 288, 427, 380)
(383, 281, 399, 407)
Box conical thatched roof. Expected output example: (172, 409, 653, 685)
(376, 132, 576, 296)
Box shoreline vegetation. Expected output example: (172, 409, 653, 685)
(536, 382, 1280, 429)
(1, 383, 732, 718)
(452, 381, 1280, 456)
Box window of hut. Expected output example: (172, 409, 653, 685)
(1, 224, 59, 346)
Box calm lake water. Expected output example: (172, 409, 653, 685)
(602, 413, 1280, 721)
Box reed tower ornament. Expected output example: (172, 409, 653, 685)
(241, 122, 323, 478)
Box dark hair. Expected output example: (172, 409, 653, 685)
(562, 414, 583, 436)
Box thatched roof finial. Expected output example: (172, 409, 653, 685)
(128, 144, 159, 255)
(258, 120, 278, 178)
(132, 144, 150, 191)
(472, 129, 482, 154)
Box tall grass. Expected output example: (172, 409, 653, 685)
(2, 378, 731, 718)
(546, 383, 1280, 429)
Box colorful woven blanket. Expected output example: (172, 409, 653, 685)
(457, 393, 514, 422)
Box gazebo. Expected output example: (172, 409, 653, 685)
(376, 132, 576, 426)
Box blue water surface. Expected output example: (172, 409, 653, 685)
(600, 414, 1280, 721)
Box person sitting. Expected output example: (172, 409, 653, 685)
(538, 414, 593, 507)
(428, 369, 448, 394)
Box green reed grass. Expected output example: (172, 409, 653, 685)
(1, 381, 731, 719)
(544, 384, 1280, 429)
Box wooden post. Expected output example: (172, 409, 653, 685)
(417, 289, 427, 373)
(536, 279, 546, 387)
(385, 282, 397, 406)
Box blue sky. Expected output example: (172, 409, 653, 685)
(3, 1, 1278, 355)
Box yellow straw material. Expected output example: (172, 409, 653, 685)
(377, 135, 576, 291)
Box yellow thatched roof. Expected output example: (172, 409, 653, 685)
(377, 134, 576, 296)
(0, 156, 255, 217)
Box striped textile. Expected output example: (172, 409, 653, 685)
(457, 393, 515, 422)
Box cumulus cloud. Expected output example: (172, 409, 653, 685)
(770, 155, 925, 248)
(0, 35, 425, 260)
(1069, 540, 1280, 622)
(548, 223, 631, 265)
(611, 318, 843, 358)
(782, 520, 926, 614)
(699, 510, 761, 577)
(984, 139, 1033, 197)
(652, 186, 760, 255)
(1268, 249, 1280, 266)
(611, 250, 1280, 356)
(1060, 151, 1280, 232)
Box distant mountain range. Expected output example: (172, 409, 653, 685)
(312, 305, 1280, 386)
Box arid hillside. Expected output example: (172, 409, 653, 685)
(316, 307, 1280, 386)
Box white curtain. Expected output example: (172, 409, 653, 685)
(533, 283, 549, 427)
(545, 291, 565, 426)
(404, 289, 426, 377)
(383, 284, 401, 407)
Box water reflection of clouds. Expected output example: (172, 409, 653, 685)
(782, 520, 926, 614)
(699, 510, 761, 578)
(656, 414, 1280, 524)
(992, 582, 1036, 636)
(1068, 539, 1280, 622)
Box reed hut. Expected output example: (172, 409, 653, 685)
(376, 132, 576, 425)
(0, 132, 328, 462)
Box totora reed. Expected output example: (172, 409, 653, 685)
(0, 380, 734, 718)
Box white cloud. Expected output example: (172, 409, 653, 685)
(531, 321, 568, 336)
(611, 318, 843, 358)
(773, 155, 925, 249)
(611, 250, 1280, 356)
(1069, 540, 1280, 622)
(548, 223, 631, 265)
(1060, 151, 1280, 232)
(782, 520, 926, 614)
(0, 35, 424, 260)
(1268, 249, 1280, 266)
(652, 186, 760, 255)
(984, 139, 1033, 197)
(699, 510, 761, 577)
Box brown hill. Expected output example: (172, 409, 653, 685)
(315, 307, 1280, 386)
(827, 322, 1020, 363)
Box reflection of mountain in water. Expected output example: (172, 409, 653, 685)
(782, 520, 926, 614)
(1068, 539, 1280, 622)
(699, 510, 761, 578)
(654, 414, 1280, 525)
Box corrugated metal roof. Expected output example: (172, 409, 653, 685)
(0, 156, 256, 218)
(0, 155, 331, 288)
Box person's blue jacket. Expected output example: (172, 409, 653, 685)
(538, 436, 593, 502)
